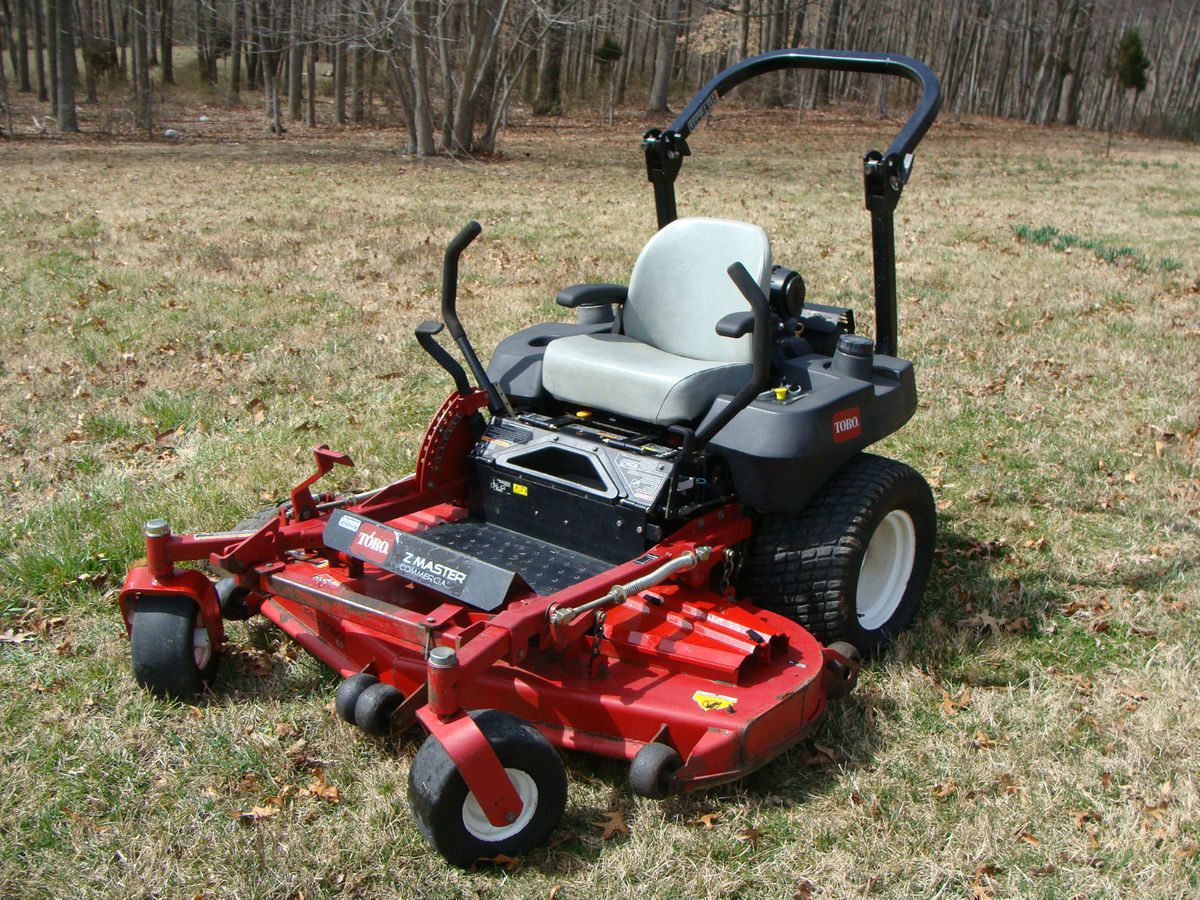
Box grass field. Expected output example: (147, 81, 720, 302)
(1, 107, 1198, 898)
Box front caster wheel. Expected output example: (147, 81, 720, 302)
(130, 596, 219, 700)
(408, 710, 567, 867)
(822, 641, 862, 701)
(215, 577, 255, 621)
(334, 673, 379, 724)
(629, 741, 683, 799)
(354, 682, 403, 736)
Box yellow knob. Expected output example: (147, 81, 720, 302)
(575, 410, 592, 419)
(773, 386, 788, 401)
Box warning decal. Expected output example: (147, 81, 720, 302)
(692, 690, 738, 713)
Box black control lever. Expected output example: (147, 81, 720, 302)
(691, 262, 773, 450)
(439, 221, 512, 416)
(415, 321, 471, 394)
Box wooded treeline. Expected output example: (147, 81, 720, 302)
(1, 0, 1197, 148)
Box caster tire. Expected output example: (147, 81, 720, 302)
(629, 742, 683, 799)
(335, 673, 380, 725)
(130, 595, 219, 700)
(234, 507, 280, 533)
(823, 641, 862, 701)
(353, 681, 403, 736)
(748, 453, 936, 656)
(408, 709, 567, 867)
(215, 577, 255, 621)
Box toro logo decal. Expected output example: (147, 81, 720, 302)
(832, 406, 862, 444)
(352, 521, 393, 565)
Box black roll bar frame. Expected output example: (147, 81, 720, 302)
(642, 48, 941, 358)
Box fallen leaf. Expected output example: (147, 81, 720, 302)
(594, 810, 627, 840)
(1004, 616, 1032, 634)
(474, 853, 521, 871)
(0, 629, 36, 645)
(1068, 809, 1100, 830)
(794, 878, 817, 900)
(933, 781, 958, 798)
(1016, 831, 1040, 847)
(970, 862, 1000, 899)
(939, 686, 972, 717)
(736, 826, 763, 846)
(303, 767, 340, 803)
(696, 812, 719, 829)
(972, 729, 997, 751)
(230, 804, 280, 823)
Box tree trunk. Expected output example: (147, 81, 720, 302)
(46, 0, 57, 115)
(158, 0, 171, 83)
(331, 33, 345, 123)
(229, 0, 241, 97)
(134, 0, 150, 136)
(350, 40, 363, 121)
(408, 0, 434, 151)
(54, 0, 77, 130)
(287, 0, 302, 120)
(15, 0, 29, 92)
(647, 0, 680, 114)
(532, 0, 563, 115)
(31, 0, 46, 100)
(0, 32, 13, 136)
(304, 39, 314, 125)
(78, 0, 97, 102)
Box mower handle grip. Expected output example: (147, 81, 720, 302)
(441, 220, 482, 341)
(668, 48, 940, 165)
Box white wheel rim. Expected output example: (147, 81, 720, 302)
(461, 768, 538, 842)
(856, 509, 917, 631)
(192, 627, 212, 670)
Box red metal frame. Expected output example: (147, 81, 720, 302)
(119, 389, 844, 819)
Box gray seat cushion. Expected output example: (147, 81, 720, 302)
(540, 217, 772, 425)
(541, 333, 752, 425)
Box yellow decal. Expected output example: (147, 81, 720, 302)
(513, 483, 529, 496)
(692, 690, 737, 713)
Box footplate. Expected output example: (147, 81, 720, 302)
(323, 509, 516, 611)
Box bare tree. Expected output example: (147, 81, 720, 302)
(647, 0, 680, 113)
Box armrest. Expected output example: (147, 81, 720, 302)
(715, 311, 755, 338)
(555, 283, 628, 308)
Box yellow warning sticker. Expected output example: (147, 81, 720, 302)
(692, 690, 737, 713)
(513, 483, 529, 496)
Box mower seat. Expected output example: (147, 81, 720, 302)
(541, 217, 772, 425)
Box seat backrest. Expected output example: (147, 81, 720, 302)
(623, 217, 772, 363)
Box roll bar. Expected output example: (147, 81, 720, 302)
(643, 48, 941, 357)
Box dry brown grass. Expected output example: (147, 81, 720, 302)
(1, 106, 1198, 898)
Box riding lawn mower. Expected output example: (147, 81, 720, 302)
(119, 48, 942, 866)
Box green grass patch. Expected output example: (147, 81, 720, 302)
(1013, 223, 1183, 273)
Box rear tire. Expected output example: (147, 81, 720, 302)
(748, 453, 936, 655)
(130, 596, 219, 700)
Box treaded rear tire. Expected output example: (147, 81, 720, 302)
(747, 453, 936, 655)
